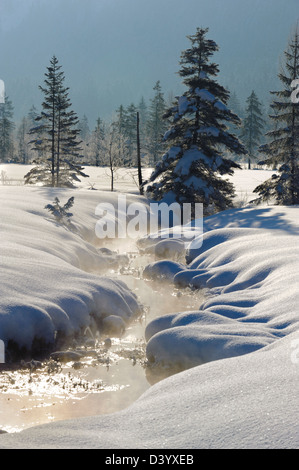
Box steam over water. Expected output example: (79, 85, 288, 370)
(0, 239, 205, 433)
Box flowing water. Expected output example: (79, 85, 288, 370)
(0, 241, 205, 434)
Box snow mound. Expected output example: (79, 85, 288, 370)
(0, 187, 143, 358)
(137, 223, 203, 262)
(143, 260, 186, 281)
(144, 206, 299, 371)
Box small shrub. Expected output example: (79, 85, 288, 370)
(45, 196, 75, 225)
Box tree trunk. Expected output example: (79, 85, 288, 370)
(109, 139, 114, 192)
(51, 90, 56, 187)
(137, 112, 143, 195)
(56, 107, 61, 187)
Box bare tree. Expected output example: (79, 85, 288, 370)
(103, 123, 125, 191)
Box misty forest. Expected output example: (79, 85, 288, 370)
(0, 0, 298, 451)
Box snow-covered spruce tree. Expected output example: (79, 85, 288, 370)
(252, 29, 299, 205)
(25, 55, 88, 187)
(240, 91, 265, 169)
(145, 28, 246, 215)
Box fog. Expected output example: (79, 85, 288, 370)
(0, 0, 298, 127)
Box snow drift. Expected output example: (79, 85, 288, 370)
(0, 186, 144, 358)
(144, 206, 299, 372)
(0, 203, 298, 448)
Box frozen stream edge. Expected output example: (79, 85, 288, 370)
(0, 242, 206, 434)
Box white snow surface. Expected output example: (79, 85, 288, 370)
(0, 167, 298, 449)
(174, 147, 208, 176)
(0, 186, 144, 353)
(0, 331, 297, 449)
(195, 88, 215, 102)
(145, 206, 299, 374)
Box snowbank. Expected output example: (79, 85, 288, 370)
(0, 203, 298, 448)
(0, 203, 299, 449)
(0, 166, 298, 448)
(0, 330, 297, 449)
(144, 206, 299, 372)
(0, 186, 144, 358)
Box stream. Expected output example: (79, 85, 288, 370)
(0, 242, 205, 434)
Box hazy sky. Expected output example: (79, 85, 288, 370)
(0, 0, 298, 127)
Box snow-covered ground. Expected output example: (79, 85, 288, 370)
(0, 163, 153, 193)
(0, 165, 298, 449)
(0, 186, 148, 357)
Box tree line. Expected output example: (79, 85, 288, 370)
(0, 67, 269, 173)
(145, 25, 299, 213)
(0, 77, 170, 168)
(0, 23, 298, 211)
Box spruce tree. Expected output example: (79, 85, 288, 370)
(17, 116, 31, 164)
(91, 117, 106, 166)
(115, 105, 127, 138)
(18, 105, 43, 164)
(253, 28, 299, 205)
(240, 91, 265, 169)
(77, 114, 91, 165)
(138, 96, 148, 135)
(228, 91, 244, 120)
(146, 27, 246, 215)
(113, 105, 130, 166)
(146, 81, 168, 165)
(78, 114, 90, 141)
(0, 95, 15, 162)
(227, 90, 244, 142)
(124, 103, 138, 165)
(28, 105, 39, 127)
(138, 96, 148, 160)
(25, 55, 88, 187)
(104, 122, 124, 192)
(27, 104, 45, 163)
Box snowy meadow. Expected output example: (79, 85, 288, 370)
(0, 164, 298, 449)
